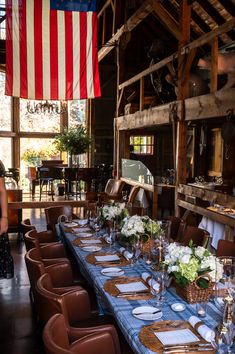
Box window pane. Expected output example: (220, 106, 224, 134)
(0, 72, 12, 131)
(0, 137, 12, 168)
(20, 137, 61, 190)
(68, 100, 86, 127)
(20, 99, 60, 132)
(130, 135, 154, 155)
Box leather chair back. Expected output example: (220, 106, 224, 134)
(216, 239, 235, 257)
(127, 185, 140, 204)
(43, 313, 121, 354)
(24, 230, 40, 251)
(179, 225, 210, 247)
(45, 205, 73, 234)
(167, 216, 186, 241)
(37, 273, 90, 326)
(25, 248, 46, 308)
(21, 218, 36, 236)
(43, 314, 71, 354)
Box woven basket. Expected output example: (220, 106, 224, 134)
(174, 274, 214, 304)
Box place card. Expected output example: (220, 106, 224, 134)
(155, 329, 200, 346)
(115, 281, 148, 293)
(95, 254, 120, 262)
(80, 239, 102, 244)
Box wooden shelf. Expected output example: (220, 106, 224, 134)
(177, 199, 235, 228)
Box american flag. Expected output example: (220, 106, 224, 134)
(5, 0, 101, 100)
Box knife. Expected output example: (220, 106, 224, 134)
(117, 291, 149, 297)
(163, 344, 214, 353)
(134, 309, 161, 315)
(163, 343, 213, 350)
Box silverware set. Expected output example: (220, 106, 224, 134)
(162, 343, 214, 353)
(117, 290, 150, 297)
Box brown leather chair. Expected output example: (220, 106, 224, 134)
(24, 229, 57, 251)
(45, 205, 76, 236)
(37, 273, 114, 328)
(21, 218, 36, 236)
(167, 216, 186, 241)
(178, 225, 210, 248)
(25, 248, 75, 311)
(216, 239, 235, 257)
(98, 179, 125, 203)
(43, 313, 121, 354)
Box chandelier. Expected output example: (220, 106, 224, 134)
(26, 100, 67, 115)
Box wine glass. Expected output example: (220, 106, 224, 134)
(150, 276, 162, 308)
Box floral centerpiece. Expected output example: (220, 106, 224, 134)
(99, 203, 129, 225)
(120, 215, 162, 245)
(164, 241, 223, 303)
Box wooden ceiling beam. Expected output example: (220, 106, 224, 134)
(181, 18, 235, 54)
(98, 0, 153, 62)
(217, 0, 235, 17)
(151, 1, 181, 40)
(119, 18, 235, 90)
(196, 0, 226, 26)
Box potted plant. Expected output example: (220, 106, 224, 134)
(119, 215, 162, 245)
(54, 125, 91, 167)
(164, 241, 223, 303)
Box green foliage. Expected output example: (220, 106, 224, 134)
(54, 125, 91, 155)
(22, 145, 59, 166)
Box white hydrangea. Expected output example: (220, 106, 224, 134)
(121, 215, 145, 237)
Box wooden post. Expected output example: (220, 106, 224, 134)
(12, 97, 20, 169)
(140, 77, 145, 111)
(176, 0, 191, 216)
(211, 37, 218, 93)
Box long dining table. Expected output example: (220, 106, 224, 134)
(60, 223, 224, 354)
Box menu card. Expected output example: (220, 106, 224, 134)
(95, 255, 120, 262)
(115, 281, 148, 293)
(155, 329, 200, 346)
(80, 239, 102, 244)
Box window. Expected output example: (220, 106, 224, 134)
(0, 1, 6, 40)
(130, 135, 154, 155)
(20, 99, 60, 133)
(0, 72, 12, 131)
(0, 137, 12, 168)
(68, 100, 86, 127)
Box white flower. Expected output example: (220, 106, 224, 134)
(181, 254, 191, 264)
(195, 246, 206, 259)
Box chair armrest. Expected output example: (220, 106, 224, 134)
(70, 331, 120, 354)
(40, 243, 67, 258)
(42, 257, 70, 267)
(68, 324, 119, 342)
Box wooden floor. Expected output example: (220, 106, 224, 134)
(0, 209, 46, 354)
(1, 202, 133, 354)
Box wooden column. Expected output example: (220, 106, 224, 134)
(12, 97, 20, 169)
(210, 37, 218, 93)
(176, 0, 191, 215)
(116, 129, 129, 179)
(114, 37, 126, 178)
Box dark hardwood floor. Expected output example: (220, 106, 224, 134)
(0, 209, 46, 354)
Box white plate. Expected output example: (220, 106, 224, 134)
(64, 222, 77, 227)
(77, 232, 93, 238)
(171, 303, 186, 312)
(81, 246, 102, 252)
(132, 306, 162, 321)
(101, 267, 124, 277)
(77, 219, 88, 226)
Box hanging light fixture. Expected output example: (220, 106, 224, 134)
(26, 100, 67, 115)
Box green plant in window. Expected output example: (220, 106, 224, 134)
(22, 149, 45, 166)
(54, 125, 91, 155)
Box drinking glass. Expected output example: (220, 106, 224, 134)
(215, 257, 235, 307)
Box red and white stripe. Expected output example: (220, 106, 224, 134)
(6, 0, 101, 100)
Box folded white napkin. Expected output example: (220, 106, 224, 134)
(188, 316, 215, 342)
(102, 233, 112, 244)
(142, 272, 159, 290)
(119, 247, 133, 260)
(95, 254, 120, 262)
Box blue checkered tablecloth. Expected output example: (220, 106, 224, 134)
(60, 225, 223, 354)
